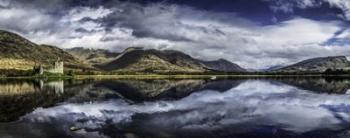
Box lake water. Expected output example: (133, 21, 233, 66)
(1, 78, 350, 138)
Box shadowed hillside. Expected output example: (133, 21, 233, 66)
(96, 48, 247, 73)
(0, 30, 88, 70)
(66, 47, 120, 65)
(273, 56, 350, 73)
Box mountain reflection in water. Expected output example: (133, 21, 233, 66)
(1, 78, 350, 138)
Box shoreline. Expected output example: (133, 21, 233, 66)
(2, 74, 350, 80)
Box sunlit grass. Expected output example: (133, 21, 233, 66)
(0, 58, 35, 70)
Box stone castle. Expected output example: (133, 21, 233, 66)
(33, 59, 64, 75)
(47, 59, 64, 74)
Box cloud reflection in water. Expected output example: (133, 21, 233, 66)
(13, 80, 350, 137)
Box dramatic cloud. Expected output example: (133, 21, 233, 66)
(0, 0, 350, 69)
(266, 0, 350, 20)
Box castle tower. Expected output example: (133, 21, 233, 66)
(47, 58, 64, 74)
(55, 60, 64, 74)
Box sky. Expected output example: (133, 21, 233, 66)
(0, 0, 350, 69)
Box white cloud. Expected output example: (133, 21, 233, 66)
(0, 1, 350, 69)
(0, 8, 54, 32)
(326, 0, 350, 19)
(62, 6, 113, 22)
(260, 18, 339, 45)
(266, 0, 350, 20)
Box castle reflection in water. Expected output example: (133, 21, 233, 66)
(0, 80, 64, 96)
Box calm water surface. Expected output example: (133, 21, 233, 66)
(1, 78, 350, 138)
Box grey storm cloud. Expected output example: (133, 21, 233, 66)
(265, 0, 350, 20)
(1, 0, 350, 69)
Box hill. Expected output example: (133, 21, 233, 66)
(0, 30, 87, 70)
(66, 47, 120, 65)
(97, 47, 247, 73)
(98, 48, 207, 72)
(273, 56, 350, 73)
(201, 59, 246, 72)
(0, 30, 246, 73)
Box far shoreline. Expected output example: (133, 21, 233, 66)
(2, 74, 350, 80)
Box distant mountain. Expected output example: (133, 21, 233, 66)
(0, 30, 86, 70)
(98, 47, 247, 73)
(201, 59, 246, 72)
(261, 65, 284, 72)
(0, 30, 246, 73)
(98, 48, 206, 72)
(66, 47, 120, 65)
(273, 56, 350, 73)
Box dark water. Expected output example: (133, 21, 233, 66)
(1, 78, 350, 138)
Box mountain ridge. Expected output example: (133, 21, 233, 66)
(66, 47, 120, 65)
(0, 30, 87, 70)
(4, 29, 350, 74)
(0, 30, 246, 73)
(96, 48, 247, 73)
(272, 56, 350, 72)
